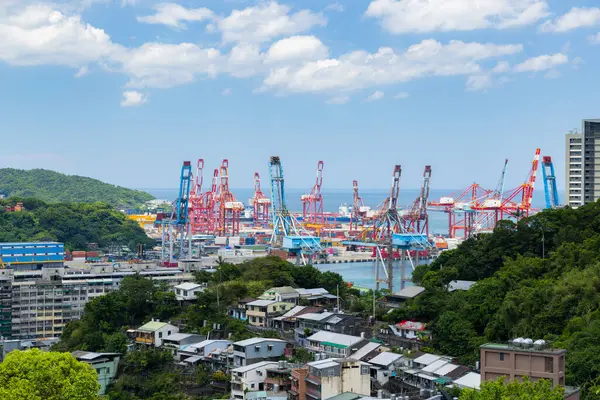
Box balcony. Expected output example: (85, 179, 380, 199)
(306, 387, 321, 399)
(135, 337, 153, 344)
(306, 375, 321, 386)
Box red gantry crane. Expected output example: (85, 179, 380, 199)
(250, 172, 271, 227)
(301, 161, 325, 224)
(216, 159, 244, 235)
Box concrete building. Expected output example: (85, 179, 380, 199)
(173, 282, 204, 301)
(290, 367, 309, 400)
(565, 120, 600, 207)
(231, 361, 278, 400)
(228, 298, 254, 322)
(367, 352, 403, 386)
(179, 339, 232, 369)
(0, 242, 65, 269)
(246, 300, 296, 327)
(295, 312, 363, 343)
(232, 338, 289, 367)
(161, 333, 205, 358)
(72, 351, 121, 395)
(304, 359, 371, 400)
(134, 319, 178, 347)
(259, 287, 301, 304)
(305, 331, 366, 359)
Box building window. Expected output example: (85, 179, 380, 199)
(159, 332, 163, 338)
(267, 345, 273, 351)
(499, 352, 504, 361)
(546, 357, 554, 373)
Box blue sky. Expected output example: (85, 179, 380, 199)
(0, 0, 599, 191)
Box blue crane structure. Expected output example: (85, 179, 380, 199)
(542, 156, 560, 209)
(343, 165, 431, 292)
(269, 156, 321, 265)
(161, 161, 193, 263)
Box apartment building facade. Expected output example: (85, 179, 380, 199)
(304, 359, 371, 400)
(565, 119, 600, 207)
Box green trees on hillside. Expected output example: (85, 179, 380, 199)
(0, 168, 154, 209)
(459, 377, 564, 400)
(0, 199, 154, 251)
(389, 201, 600, 397)
(0, 349, 99, 400)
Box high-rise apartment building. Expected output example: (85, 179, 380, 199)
(566, 120, 600, 207)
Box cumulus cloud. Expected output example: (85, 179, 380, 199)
(326, 95, 349, 104)
(262, 39, 523, 93)
(540, 7, 600, 32)
(365, 0, 549, 34)
(137, 3, 214, 29)
(216, 2, 326, 44)
(120, 91, 147, 107)
(513, 53, 569, 72)
(265, 35, 328, 63)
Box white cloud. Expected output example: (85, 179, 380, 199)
(393, 92, 409, 100)
(216, 2, 326, 44)
(326, 95, 349, 104)
(221, 88, 232, 96)
(325, 3, 344, 12)
(491, 60, 510, 73)
(540, 7, 600, 33)
(74, 65, 88, 77)
(137, 3, 214, 29)
(120, 91, 147, 107)
(226, 43, 264, 78)
(262, 39, 522, 93)
(365, 0, 548, 34)
(122, 42, 222, 88)
(365, 90, 384, 102)
(0, 4, 123, 67)
(513, 53, 568, 72)
(265, 35, 328, 63)
(589, 32, 600, 44)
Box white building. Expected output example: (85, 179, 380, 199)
(367, 352, 403, 386)
(231, 361, 278, 400)
(174, 282, 204, 301)
(134, 319, 179, 347)
(305, 358, 371, 400)
(306, 331, 366, 358)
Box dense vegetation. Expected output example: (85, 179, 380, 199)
(0, 168, 154, 209)
(0, 349, 99, 400)
(390, 201, 600, 398)
(460, 377, 565, 400)
(0, 198, 154, 251)
(55, 257, 351, 399)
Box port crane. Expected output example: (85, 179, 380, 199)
(270, 156, 321, 265)
(542, 156, 560, 209)
(216, 159, 244, 235)
(301, 161, 325, 224)
(189, 159, 205, 235)
(250, 172, 271, 227)
(350, 180, 368, 233)
(404, 166, 432, 236)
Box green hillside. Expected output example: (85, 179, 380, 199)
(394, 201, 600, 398)
(0, 168, 154, 209)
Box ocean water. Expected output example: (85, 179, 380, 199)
(142, 187, 563, 236)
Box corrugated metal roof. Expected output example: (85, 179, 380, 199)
(183, 355, 202, 363)
(454, 372, 481, 389)
(273, 306, 307, 321)
(231, 361, 278, 373)
(247, 299, 277, 306)
(421, 359, 449, 373)
(349, 342, 381, 361)
(368, 352, 402, 367)
(175, 282, 203, 291)
(307, 331, 363, 347)
(137, 321, 170, 332)
(433, 363, 459, 377)
(413, 353, 441, 366)
(392, 286, 425, 299)
(163, 333, 195, 342)
(297, 312, 333, 321)
(417, 373, 438, 381)
(234, 337, 285, 347)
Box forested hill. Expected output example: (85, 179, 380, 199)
(0, 168, 154, 209)
(0, 198, 154, 251)
(397, 201, 600, 398)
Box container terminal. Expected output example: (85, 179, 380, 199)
(126, 150, 559, 291)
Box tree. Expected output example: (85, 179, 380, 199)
(459, 377, 564, 400)
(0, 349, 99, 400)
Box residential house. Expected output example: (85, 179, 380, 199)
(453, 372, 481, 390)
(305, 331, 366, 359)
(232, 338, 288, 367)
(367, 352, 402, 386)
(377, 321, 430, 351)
(295, 288, 339, 306)
(290, 367, 309, 400)
(304, 358, 371, 400)
(229, 298, 254, 322)
(264, 361, 297, 398)
(349, 342, 382, 362)
(398, 352, 472, 394)
(381, 286, 425, 308)
(448, 280, 476, 292)
(161, 333, 205, 359)
(246, 300, 296, 327)
(179, 339, 232, 368)
(295, 312, 363, 343)
(72, 351, 121, 395)
(271, 306, 322, 332)
(259, 287, 301, 304)
(134, 319, 178, 347)
(231, 361, 278, 400)
(480, 342, 580, 400)
(173, 282, 204, 301)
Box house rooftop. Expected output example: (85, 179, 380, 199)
(137, 320, 172, 332)
(189, 339, 231, 350)
(295, 288, 329, 296)
(349, 342, 381, 361)
(307, 331, 363, 348)
(448, 280, 476, 292)
(232, 361, 278, 373)
(174, 282, 203, 291)
(413, 353, 443, 366)
(454, 372, 481, 389)
(480, 342, 566, 355)
(269, 286, 298, 294)
(246, 299, 277, 307)
(72, 351, 121, 361)
(368, 352, 402, 367)
(234, 337, 286, 347)
(163, 333, 199, 342)
(391, 285, 425, 299)
(296, 312, 333, 322)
